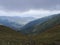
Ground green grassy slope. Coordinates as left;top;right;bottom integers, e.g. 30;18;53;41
0;25;29;45
32;25;60;45
0;25;27;40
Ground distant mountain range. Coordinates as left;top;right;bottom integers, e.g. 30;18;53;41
0;16;35;31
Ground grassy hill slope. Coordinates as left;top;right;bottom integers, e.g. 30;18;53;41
32;25;60;45
0;25;27;40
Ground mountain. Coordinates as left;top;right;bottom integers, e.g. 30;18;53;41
29;14;60;45
20;14;60;45
31;14;60;35
20;14;56;34
0;25;28;45
0;14;60;45
15;14;60;45
0;16;35;31
32;25;60;45
0;25;27;43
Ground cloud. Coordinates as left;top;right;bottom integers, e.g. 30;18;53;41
0;9;60;18
0;0;60;11
0;0;60;18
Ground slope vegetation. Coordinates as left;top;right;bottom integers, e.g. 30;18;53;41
0;25;27;40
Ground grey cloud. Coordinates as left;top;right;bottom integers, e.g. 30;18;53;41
0;0;60;11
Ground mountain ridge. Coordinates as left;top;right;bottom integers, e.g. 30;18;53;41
20;14;60;35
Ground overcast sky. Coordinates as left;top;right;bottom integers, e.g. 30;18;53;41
0;0;60;18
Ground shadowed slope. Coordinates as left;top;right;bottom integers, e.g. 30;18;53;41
0;25;27;40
